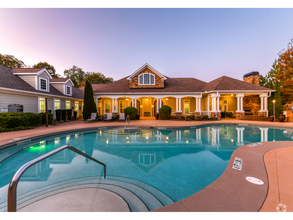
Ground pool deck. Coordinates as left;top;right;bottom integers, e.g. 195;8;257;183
1;119;293;212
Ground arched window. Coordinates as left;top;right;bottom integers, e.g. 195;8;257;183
138;73;155;85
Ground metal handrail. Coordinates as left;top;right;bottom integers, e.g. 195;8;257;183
7;144;106;212
124;115;130;129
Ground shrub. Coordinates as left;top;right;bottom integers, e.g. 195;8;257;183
171;115;177;119
73;111;77;119
159;105;172;120
39;112;53;124
112;114;119;121
178;115;185;120
185;115;195;121
203;115;209;120
195;116;202;121
124;107;138;120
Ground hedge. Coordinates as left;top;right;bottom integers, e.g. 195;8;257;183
0;112;53;132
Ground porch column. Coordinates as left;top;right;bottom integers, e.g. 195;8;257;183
198;98;201;112
195;98;199;112
157;98;160;113
134;98;137;108
216;95;220;112
176;98;182;113
132;98;134;107
259;94;268;116
211;94;216;112
236;94;244;112
111;98;118;113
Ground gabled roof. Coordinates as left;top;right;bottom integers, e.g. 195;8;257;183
127;63;167;81
12;67;53;79
50;78;74;87
202;76;274;92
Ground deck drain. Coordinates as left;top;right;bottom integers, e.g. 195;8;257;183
246;177;264;185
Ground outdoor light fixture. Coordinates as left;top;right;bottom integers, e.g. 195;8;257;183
140;105;143;108
166;98;168;100
126;98;128;100
151;105;154;108
231;94;233;96
146;97;148;100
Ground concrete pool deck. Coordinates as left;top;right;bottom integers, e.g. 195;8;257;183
1;119;293;212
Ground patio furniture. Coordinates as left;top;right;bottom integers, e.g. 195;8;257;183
104;113;113;121
119;113;125;121
85;113;97;123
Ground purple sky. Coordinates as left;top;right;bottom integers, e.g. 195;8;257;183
0;8;293;82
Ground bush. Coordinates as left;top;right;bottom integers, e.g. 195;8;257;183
83;80;97;120
73;111;77;119
170;115;177;119
178;115;185;120
39;112;53;124
159;105;172;120
195;116;202;121
124;107;138;120
203;115;209;120
185;115;195;121
112;114;119;121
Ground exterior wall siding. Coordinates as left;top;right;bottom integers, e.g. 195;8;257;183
51;84;64;94
0;91;38;113
18;76;36;89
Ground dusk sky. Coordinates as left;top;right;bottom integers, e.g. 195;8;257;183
1;6;293;82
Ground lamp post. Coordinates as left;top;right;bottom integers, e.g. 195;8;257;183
272;99;276;122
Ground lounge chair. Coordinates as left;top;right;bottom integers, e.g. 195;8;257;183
119;113;125;121
85;113;97;123
104;113;112;121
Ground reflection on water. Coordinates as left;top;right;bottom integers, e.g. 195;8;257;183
0;125;293;209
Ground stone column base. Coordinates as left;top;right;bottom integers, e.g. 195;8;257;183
258;112;267;117
211;112;221;119
195;112;201;116
176;112;182;117
236;112;245;120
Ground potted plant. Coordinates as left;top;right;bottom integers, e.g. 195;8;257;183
269;116;274;122
278;114;285;122
73;111;77;120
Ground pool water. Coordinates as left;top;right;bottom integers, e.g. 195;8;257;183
0;125;293;210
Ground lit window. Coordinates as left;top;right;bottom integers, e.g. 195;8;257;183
66;100;71;109
39;98;46;113
105;100;110;113
184;100;190;113
120;101;125;113
55;99;60;110
75;102;79;115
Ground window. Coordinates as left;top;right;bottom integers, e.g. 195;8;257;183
66;86;71;95
55;99;60;110
39;98;46;113
119;101;125;113
39;78;47;91
66;100;71;109
184;100;190;114
75;102;79;115
105;100;110;113
138;73;155;85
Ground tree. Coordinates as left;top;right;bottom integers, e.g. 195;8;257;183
275;39;293;103
261;61;283;116
80;72;114;87
83;80;97;120
0;53;25;68
64;65;85;87
33;62;58;78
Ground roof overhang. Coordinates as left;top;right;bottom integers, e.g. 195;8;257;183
50;79;74;86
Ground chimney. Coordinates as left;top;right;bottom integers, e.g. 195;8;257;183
243;71;259;86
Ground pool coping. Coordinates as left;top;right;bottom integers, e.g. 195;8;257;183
152;141;293;212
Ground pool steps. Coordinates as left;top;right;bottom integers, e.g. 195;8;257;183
0;176;174;212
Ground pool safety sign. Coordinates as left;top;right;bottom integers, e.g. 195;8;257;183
232;157;243;170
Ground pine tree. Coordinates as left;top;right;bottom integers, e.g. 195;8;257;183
83;80;97;120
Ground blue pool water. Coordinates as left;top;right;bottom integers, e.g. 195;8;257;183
0;124;293;210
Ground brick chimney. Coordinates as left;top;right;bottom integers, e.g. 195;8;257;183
243;71;259;86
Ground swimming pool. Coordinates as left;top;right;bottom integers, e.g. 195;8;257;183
0;124;293;211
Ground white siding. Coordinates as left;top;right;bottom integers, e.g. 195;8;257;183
0;92;38;113
18;76;36;89
51;84;64;94
61;99;66;109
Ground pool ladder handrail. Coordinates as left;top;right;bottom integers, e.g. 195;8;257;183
124;115;130;129
7;144;106;212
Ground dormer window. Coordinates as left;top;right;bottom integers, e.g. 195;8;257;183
139;73;155;85
39;78;48;91
66;85;71;95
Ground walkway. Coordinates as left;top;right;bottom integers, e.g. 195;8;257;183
1;119;293;212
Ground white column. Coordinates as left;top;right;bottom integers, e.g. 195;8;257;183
198;98;201;112
260;96;264;111
195;98;199;112
134;98;137;108
112;98;114;113
236;94;244;112
217;95;220;112
132;98;134;107
179;98;182;112
176;98;179;112
157;98;160;112
114;98;117;112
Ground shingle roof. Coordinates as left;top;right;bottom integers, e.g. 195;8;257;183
86;75;273;94
0;65;83;99
12;68;45;73
202;76;273;91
